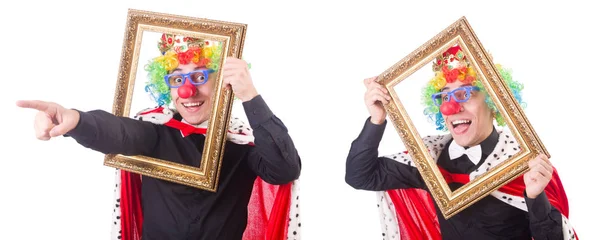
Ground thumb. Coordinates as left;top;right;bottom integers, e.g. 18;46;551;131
49;122;71;137
223;81;233;91
49;109;79;137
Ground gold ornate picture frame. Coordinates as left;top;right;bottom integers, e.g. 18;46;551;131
103;9;247;192
377;16;549;218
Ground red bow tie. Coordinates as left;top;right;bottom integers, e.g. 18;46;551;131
163;118;254;146
165;119;207;137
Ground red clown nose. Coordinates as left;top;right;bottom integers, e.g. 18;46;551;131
440;100;461;115
177;81;197;99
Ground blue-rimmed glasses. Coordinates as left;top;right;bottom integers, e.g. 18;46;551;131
431;86;480;106
164;69;215;88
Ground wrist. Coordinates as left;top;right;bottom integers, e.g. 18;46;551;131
240;90;259;102
526;191;540;199
68;109;81;132
370;116;385;125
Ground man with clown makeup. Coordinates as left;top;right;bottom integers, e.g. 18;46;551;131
17;34;302;240
345;45;577;239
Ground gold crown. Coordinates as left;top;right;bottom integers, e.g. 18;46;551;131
157;34;205;55
432;45;470;72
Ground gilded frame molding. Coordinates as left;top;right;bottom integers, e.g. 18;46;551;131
103;9;247;192
377;17;549;218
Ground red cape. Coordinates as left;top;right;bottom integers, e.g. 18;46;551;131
116;107;296;240
386;152;576;239
119;171;293;240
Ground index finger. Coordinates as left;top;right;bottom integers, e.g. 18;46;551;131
223;57;246;66
225;56;241;62
16;100;51;112
534;153;550;164
538;154;553;169
363;76;377;87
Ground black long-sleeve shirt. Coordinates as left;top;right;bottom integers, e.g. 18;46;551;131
346;118;564;240
67;95;301;240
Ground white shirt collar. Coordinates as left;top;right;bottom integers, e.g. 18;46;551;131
181;119;209;128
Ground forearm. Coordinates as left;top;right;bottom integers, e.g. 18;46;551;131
345;118;424;191
525;191;564;239
66;110;159;156
244;95;301;184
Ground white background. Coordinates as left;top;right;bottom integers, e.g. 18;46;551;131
2;0;597;239
130;31;168;116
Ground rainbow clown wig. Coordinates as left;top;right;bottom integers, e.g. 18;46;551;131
421;45;526;131
144;33;223;106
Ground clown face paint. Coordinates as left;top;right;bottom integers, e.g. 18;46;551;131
440;81;494;147
169;63;217;125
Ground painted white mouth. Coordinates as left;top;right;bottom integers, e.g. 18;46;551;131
182;102;203;107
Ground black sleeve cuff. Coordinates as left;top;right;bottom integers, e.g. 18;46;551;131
242;95;274;128
525;190;552;222
64;110;97;142
356;117;387;148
